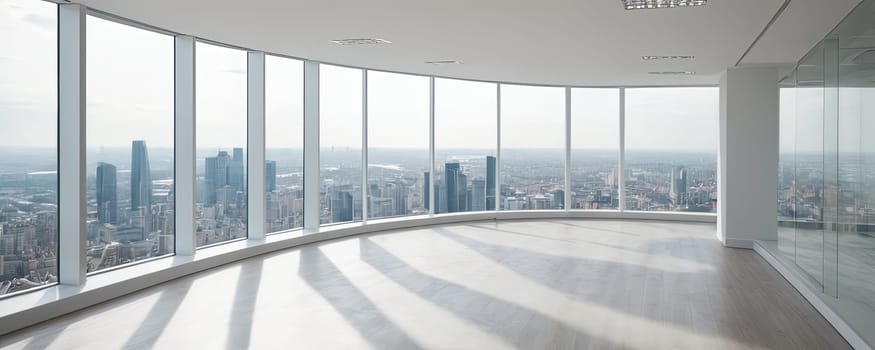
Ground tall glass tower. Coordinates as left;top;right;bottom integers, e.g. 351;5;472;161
130;140;152;212
96;162;118;225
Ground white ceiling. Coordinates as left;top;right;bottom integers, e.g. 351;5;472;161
74;0;861;86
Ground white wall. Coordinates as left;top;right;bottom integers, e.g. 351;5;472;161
718;66;780;248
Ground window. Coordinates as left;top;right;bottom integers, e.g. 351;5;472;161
624;87;718;212
366;71;429;219
265;55;304;233
195;42;247;246
0;0;58;295
85;16;175;272
500;85;565;210
571;88;620;210
434;78;497;213
319;65;362;224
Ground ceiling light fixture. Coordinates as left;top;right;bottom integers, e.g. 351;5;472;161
648;71;696;75
622;0;706;10
330;38;392;46
642;55;695;60
425;60;463;65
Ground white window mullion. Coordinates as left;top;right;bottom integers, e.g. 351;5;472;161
247;51;266;239
58;3;87;285
174;36;197;255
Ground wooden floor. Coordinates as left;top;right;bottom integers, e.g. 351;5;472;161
0;220;851;350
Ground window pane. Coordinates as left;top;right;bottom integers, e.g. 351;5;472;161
434;78;496;213
195;42;247;246
624;87;718;212
265;56;304;233
320;65;362;224
0;0;58;295
500;85;565;210
86;16;175;271
367;71;429;219
571;88;619;210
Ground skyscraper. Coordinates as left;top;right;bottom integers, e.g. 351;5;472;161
130;140;152;212
96;162;118;225
471;178;486;211
486;156;496;210
229;147;245;192
205;151;232;205
331;187;354;222
445;162;461;213
424;172;430;211
266;160;277;192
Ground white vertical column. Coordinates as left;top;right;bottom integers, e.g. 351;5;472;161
247;51;266;239
618;88;626;212
564;87;572;211
303;61;320;231
362;70;369;223
718;67;779;248
58;3;87;285
496;84;502;211
428;77;435;215
174;36;197;255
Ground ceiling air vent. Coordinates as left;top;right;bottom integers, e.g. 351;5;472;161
622;0;706;10
425;60;463;65
330;38;392;46
642;55;695;61
648;71;696;75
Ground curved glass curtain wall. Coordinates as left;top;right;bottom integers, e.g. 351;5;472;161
319;64;363;224
0;0;58;296
86;15;175;272
624;88;719;212
366;71;429;219
195;42;248;247
774;0;875;345
571;89;620;209
0;0;720;301
265;55;304;233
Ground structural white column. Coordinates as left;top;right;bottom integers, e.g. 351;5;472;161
495;84;502;211
618;88;626;212
564;87;572;211
303;61;320;231
247;51;266;239
58;3;87;285
428;77;435;215
362;70;369;223
718;66;779;248
174;36;197;255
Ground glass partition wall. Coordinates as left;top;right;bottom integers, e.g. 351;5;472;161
0;1;721;303
773;0;875;345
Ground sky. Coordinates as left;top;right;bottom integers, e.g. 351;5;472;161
2;0;726;153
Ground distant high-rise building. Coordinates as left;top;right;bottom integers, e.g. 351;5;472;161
554;189;565;209
266;160;277;192
229;147;245;192
445;163;462;213
424;172;430;210
96;162;118;225
331;187;354;222
486;156;496;210
458;172;468;212
130;140;152;212
205;151;232;205
471;179;486;211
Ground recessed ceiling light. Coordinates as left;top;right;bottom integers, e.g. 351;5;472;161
425;60;463;65
648;71;696;75
642;55;695;60
330;38;392;46
622;0;706;10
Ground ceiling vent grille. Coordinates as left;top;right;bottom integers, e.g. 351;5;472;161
642;55;695;61
622;0;706;10
330;38;392;46
648;71;696;75
425;60;463;65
